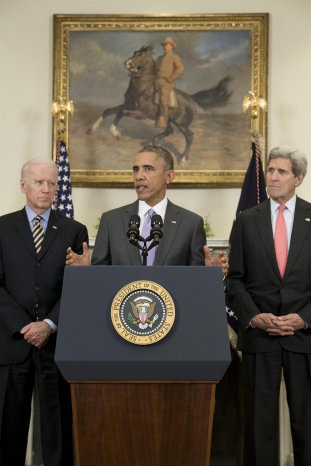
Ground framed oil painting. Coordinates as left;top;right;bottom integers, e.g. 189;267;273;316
53;14;268;187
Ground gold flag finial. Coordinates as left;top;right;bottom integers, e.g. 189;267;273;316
243;91;267;131
51;96;74;122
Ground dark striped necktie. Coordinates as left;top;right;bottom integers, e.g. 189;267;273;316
32;215;44;254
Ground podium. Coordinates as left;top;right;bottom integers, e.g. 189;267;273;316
55;266;231;466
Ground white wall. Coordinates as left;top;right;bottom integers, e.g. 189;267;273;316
1;0;311;238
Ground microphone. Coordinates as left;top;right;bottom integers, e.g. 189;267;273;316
127;215;140;245
150;214;163;245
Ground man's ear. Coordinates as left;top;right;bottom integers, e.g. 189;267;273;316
166;169;176;185
20;179;26;193
295;174;304;187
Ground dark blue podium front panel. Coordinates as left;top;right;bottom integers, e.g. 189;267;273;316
55;266;231;381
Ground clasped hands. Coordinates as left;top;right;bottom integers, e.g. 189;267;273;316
251;313;306;336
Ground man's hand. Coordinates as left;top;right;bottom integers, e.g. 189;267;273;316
21;322;52;349
66;242;90;266
251;313;305;336
272;314;306;332
204;245;228;276
251;313;280;331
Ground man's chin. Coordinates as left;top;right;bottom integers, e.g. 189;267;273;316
136;191;148;201
37;202;52;210
267;187;280;196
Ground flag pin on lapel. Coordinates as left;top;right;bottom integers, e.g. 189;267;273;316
171;220;177;224
52;225;58;229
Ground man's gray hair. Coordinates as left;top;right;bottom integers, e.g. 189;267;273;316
21;159;58;180
268;146;307;177
138;145;174;170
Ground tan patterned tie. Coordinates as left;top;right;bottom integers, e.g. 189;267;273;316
274;205;287;277
32;215;44;254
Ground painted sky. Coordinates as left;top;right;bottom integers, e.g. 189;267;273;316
69;30;251;113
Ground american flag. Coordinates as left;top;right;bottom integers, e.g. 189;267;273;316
53;130;74;218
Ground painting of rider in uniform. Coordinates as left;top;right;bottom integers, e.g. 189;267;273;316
155;37;185;128
68;29;253;172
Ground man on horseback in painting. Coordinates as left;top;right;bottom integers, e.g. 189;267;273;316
156;37;184;128
88;42;231;161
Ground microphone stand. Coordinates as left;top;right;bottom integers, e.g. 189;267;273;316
140;236;159;266
127;214;163;266
132;235;158;266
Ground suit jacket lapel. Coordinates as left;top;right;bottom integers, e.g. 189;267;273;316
154;201;180;265
123;201;142;265
15;208;37;259
14;209;63;261
284;197;311;278
37;210;60;260
255;199;281;277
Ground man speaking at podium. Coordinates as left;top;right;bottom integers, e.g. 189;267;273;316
67;144;226;270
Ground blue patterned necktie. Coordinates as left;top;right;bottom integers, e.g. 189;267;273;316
140;208;155;266
32;215;44;254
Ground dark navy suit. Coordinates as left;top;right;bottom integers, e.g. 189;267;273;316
228;197;311;466
0;208;88;466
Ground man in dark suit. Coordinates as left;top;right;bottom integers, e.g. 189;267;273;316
227;146;311;466
67;144;225;269
0;159;88;466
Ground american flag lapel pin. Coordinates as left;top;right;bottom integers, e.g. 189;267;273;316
305;218;311;222
171;220;177;224
52;225;58;229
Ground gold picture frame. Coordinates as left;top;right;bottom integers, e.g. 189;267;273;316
53;14;268;188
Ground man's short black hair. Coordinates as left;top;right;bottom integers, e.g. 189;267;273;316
138;145;174;170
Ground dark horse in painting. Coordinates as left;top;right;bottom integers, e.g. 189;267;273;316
88;45;232;161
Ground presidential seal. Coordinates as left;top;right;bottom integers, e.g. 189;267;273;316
111;280;175;345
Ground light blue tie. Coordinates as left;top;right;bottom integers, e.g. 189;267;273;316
140;209;155;266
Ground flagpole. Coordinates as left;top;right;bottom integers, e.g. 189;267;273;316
226;92;268;344
51;98;75;218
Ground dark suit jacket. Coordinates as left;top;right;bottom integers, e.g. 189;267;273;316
227;197;311;353
91;200;206;266
0;208;88;365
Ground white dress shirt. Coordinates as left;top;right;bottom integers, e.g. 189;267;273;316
138;197;168;236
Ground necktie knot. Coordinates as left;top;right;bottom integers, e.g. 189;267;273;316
279;204;286;214
34;215;42;224
147;208;155;219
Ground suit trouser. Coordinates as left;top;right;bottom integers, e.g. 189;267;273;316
0;347;73;466
242;350;311;466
